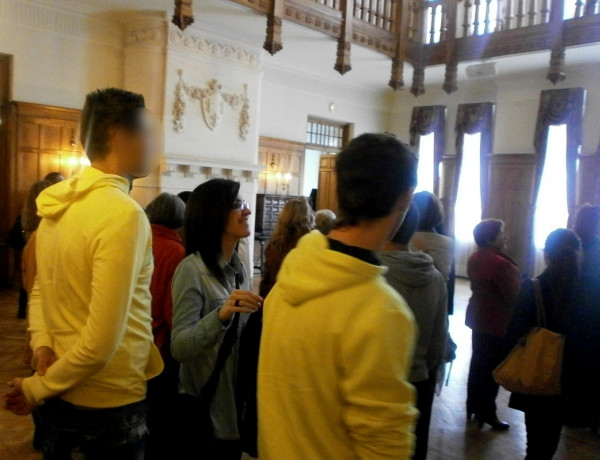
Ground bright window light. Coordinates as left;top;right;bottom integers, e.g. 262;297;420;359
455;132;482;242
534;124;569;248
415;132;435;193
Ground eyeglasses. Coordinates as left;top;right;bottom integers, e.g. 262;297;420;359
232;199;250;211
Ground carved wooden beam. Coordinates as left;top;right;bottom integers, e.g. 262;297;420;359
546;0;566;84
335;0;354;75
172;0;194;31
388;0;411;90
442;0;458;94
264;0;284;55
410;64;425;96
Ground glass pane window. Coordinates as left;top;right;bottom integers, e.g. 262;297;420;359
455;132;482;242
415;132;435;193
306;118;348;149
534;124;569;248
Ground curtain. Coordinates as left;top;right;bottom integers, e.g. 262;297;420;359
526;87;585;274
409;105;446;196
452;102;495;231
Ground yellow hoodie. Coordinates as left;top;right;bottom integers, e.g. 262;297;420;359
258;231;417;460
22;167;163;408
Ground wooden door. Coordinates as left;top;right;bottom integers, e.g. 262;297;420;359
317;154;338;212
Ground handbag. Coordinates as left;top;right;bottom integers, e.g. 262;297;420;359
493;279;565;396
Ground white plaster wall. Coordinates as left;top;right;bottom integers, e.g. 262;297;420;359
0;1;123;108
259;63;392;143
387;62;600;156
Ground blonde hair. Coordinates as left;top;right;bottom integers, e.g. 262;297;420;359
270;197;315;252
21;180;52;235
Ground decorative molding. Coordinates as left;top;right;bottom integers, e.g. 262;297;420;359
0;0;122;48
163;156;263;183
172;69;250;141
168;30;261;67
124;24;167;46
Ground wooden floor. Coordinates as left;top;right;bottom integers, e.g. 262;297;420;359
0;281;599;459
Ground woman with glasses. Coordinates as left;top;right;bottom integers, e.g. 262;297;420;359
171;179;263;459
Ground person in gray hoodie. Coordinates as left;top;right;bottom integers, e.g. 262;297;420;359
382;203;448;460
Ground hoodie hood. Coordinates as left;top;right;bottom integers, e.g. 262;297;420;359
276;231;386;307
36;167;130;220
380;250;439;288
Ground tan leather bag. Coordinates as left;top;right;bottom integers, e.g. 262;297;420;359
493;279;565;396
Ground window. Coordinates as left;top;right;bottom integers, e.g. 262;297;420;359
415;132;435;193
306;118;349;150
534;124;569;248
454;132;482;242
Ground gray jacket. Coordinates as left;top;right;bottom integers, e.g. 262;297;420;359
171;251;249;440
381;250;448;383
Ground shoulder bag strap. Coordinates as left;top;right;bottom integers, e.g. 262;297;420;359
200;275;242;407
532;279;547;328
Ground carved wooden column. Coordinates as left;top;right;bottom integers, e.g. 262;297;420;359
410;64;426;96
442;0;458;94
546;0;566;84
388;0;411;90
264;0;284;55
335;0;354;74
123;12;169;205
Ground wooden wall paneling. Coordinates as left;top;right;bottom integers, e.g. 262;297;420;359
577;153;600;206
317;154;338;212
488;154;536;271
1;101;82;286
258;136;306;196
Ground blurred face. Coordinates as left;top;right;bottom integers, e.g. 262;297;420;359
489;228;508;251
113;109;163;179
225;197;252;240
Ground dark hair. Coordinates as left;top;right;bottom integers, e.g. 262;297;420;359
543;228;581;324
473;219;504;247
177;191;192;204
391;203;420;246
573;204;600;244
184;179;241;285
80;88;146;161
335;133;417;226
43;172;64;184
146;193;185;229
22;180;52;234
413;191;444;232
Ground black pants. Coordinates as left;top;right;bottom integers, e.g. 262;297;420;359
412;378;435;460
467;332;509;420
145;359;180;460
174;394;242;460
524;408;563;460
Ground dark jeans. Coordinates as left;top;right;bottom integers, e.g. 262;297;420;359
412;378;435;460
524;408;563;460
36;398;148;460
467;332;509;420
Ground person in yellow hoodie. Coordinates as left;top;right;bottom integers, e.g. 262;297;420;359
4;88;163;459
258;133;419;459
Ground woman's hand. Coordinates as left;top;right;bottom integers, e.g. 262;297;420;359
218;290;263;324
32;346;57;376
4;378;34;416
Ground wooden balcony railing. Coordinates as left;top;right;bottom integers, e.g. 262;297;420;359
216;0;600;93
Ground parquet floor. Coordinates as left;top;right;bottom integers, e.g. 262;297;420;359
0;281;598;459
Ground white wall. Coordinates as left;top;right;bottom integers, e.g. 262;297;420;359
0;1;123;108
260;62;392;143
387;62;600;156
302;149;321;196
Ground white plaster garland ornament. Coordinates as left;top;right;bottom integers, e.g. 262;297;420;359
172;69;250;141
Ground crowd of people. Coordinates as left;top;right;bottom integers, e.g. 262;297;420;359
3;87;600;460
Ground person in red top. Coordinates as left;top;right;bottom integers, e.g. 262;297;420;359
465;219;521;431
144;192;186;460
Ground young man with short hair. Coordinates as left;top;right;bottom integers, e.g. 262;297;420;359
382;203;448;460
258;133;419;459
5;88;163;459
